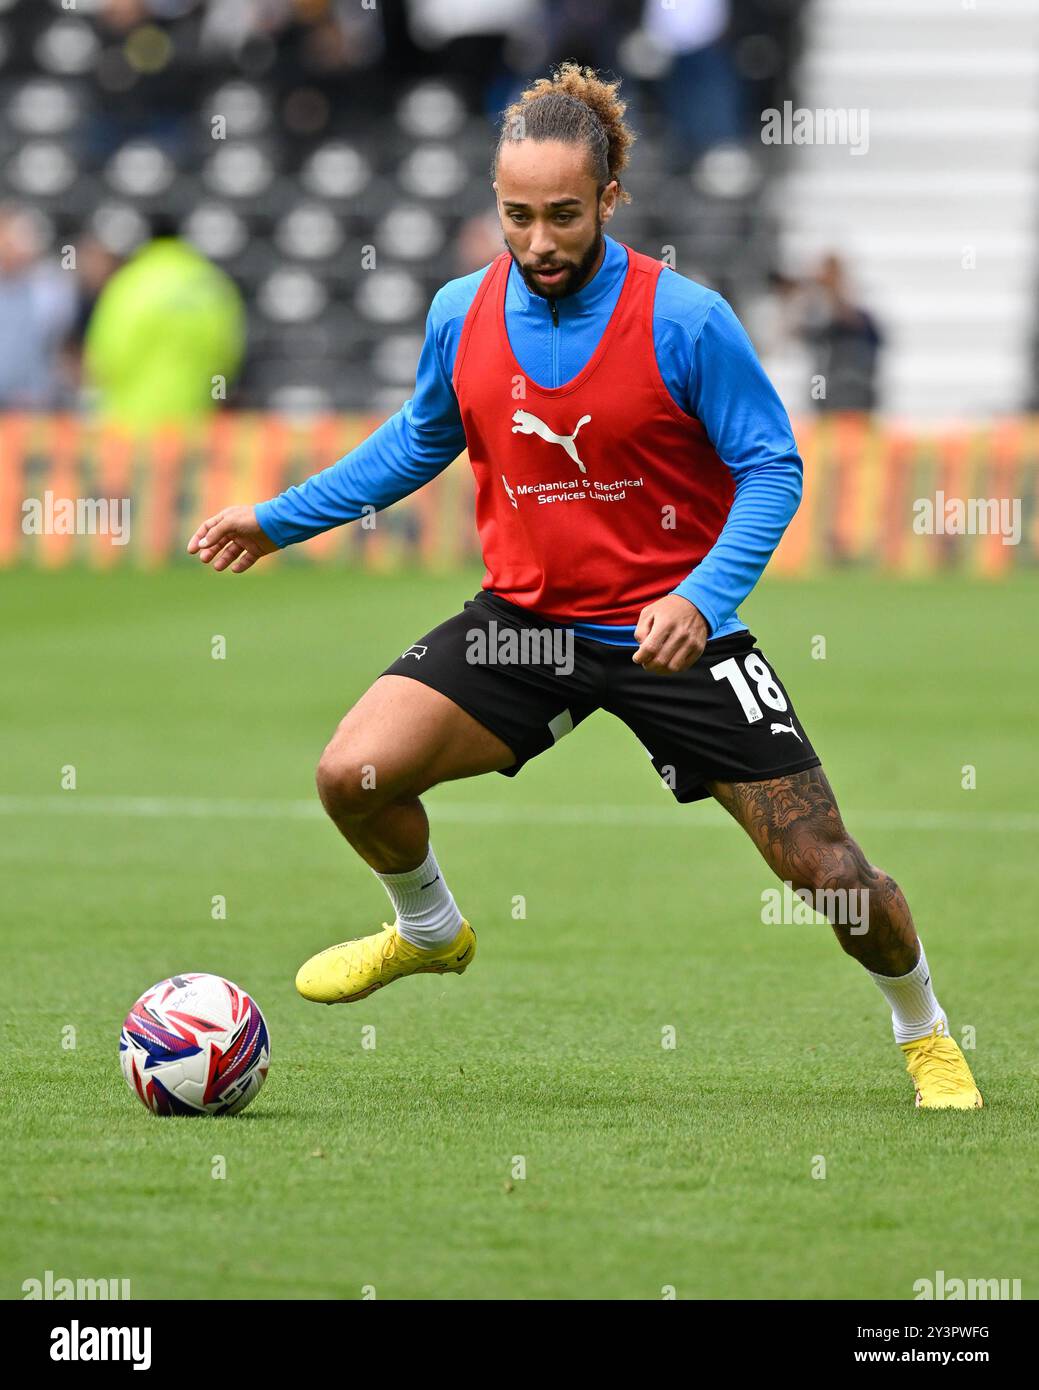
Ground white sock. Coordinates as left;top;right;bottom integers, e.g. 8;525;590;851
867;940;947;1044
374;847;463;949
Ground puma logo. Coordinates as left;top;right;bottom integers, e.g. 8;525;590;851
511;409;592;473
770;720;803;743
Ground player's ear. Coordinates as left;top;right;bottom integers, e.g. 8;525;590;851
599;180;619;223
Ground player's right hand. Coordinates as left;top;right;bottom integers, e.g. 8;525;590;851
187;505;279;573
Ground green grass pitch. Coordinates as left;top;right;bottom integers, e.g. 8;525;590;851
2;564;1036;1300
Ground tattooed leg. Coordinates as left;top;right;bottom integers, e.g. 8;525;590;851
706;767;919;975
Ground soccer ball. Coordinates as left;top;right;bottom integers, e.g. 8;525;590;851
120;973;270;1116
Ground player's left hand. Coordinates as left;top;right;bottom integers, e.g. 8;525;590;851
632;595;709;675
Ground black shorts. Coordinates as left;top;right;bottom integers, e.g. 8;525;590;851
381;591;820;803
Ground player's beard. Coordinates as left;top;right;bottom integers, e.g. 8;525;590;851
512;219;604;301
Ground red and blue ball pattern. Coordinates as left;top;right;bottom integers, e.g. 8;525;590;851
120;973;270;1116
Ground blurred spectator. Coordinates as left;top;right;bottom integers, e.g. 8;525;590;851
83;220;246;428
87;0;197;162
799;254;884;414
743;269;815;415
71;236;123;344
0;204;78;409
405;0;544;114
455;211;504;275
643;0;746;164
198;0;385;75
60;234;123;395
728;0;808;134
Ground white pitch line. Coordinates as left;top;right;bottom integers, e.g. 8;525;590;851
0;795;1035;832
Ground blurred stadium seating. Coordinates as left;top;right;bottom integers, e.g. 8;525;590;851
0;0;805;415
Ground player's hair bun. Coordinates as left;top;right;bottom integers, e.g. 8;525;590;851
496;62;635;204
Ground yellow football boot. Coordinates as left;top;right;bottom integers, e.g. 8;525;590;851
901;1021;983;1109
295;919;476;1004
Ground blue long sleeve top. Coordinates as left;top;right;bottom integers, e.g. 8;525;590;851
255;234;803;643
